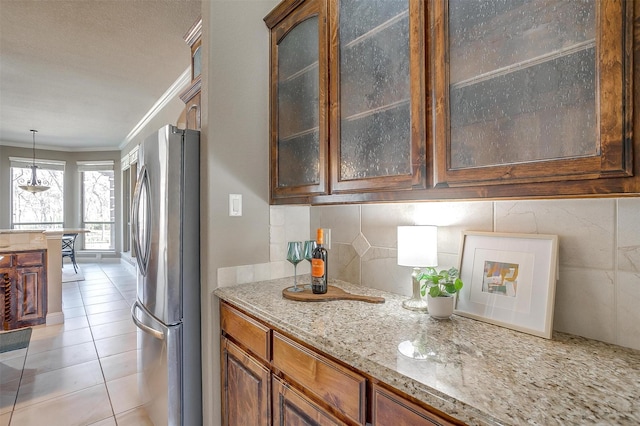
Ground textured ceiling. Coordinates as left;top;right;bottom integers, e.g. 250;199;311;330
0;0;201;151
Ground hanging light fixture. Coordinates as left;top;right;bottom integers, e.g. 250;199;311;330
18;130;50;193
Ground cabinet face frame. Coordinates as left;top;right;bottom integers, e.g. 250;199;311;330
329;0;428;194
431;0;633;188
267;0;330;202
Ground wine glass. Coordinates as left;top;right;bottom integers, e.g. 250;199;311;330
286;241;303;292
303;240;317;289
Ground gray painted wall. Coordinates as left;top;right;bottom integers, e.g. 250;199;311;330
201;1;276;424
0;146;121;254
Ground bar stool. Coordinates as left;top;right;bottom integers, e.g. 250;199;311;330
62;233;78;273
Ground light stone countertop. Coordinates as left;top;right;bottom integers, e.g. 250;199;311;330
215;277;640;426
0;229;48;251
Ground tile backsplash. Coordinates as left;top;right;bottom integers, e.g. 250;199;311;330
218;198;640;351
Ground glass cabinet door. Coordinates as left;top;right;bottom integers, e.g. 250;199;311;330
432;0;631;187
329;0;426;193
267;0;328;201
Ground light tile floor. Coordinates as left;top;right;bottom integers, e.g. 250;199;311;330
0;262;153;426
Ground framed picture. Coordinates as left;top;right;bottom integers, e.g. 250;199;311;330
455;231;559;339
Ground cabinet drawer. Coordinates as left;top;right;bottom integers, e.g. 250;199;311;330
15;251;44;267
220;302;270;362
0;255;12;268
272;332;366;425
371;384;460;426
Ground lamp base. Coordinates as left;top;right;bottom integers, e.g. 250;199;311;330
402;297;429;312
401;267;428;312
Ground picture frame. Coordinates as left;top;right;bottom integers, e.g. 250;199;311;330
455;231;559;339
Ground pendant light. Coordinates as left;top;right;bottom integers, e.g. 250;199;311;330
18;130;50;193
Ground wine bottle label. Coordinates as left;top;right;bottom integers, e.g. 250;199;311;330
311;258;325;277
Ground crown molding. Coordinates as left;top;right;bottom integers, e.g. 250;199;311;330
120;67;191;150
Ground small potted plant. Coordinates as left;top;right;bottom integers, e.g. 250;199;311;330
419;267;464;319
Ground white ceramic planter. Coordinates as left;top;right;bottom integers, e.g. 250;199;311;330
427;294;455;319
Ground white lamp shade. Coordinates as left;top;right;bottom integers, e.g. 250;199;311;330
397;225;437;267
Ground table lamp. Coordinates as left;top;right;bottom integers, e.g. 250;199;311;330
397;225;437;311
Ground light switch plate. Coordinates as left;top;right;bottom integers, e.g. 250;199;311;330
229;194;242;216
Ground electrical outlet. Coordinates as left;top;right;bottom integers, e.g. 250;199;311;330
323;228;331;249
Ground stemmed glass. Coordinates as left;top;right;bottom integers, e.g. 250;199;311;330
286;241;303;292
303;240;317;289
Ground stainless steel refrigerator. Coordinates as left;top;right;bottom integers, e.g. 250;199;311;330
130;124;201;426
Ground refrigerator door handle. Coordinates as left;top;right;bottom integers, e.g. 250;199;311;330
132;166;151;276
131;301;165;341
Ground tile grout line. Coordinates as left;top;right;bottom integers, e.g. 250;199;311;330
78;267;119;425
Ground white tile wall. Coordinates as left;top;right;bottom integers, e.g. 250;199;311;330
217;198;640;351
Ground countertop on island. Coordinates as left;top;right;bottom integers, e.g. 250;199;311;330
0;229;48;251
215;277;640;426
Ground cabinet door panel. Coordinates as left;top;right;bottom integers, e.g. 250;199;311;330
330;0;426;192
268;0;329;200
433;0;632;187
221;338;270;426
273;376;346;426
15;266;46;327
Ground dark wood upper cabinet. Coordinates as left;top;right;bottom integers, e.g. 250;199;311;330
179;17;202;131
329;0;427;194
266;0;329;202
266;0;639;204
432;0;633;188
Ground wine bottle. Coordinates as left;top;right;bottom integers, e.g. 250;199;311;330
311;228;328;294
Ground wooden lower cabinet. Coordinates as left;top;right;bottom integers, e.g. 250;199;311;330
371;384;458;426
220;301;465;426
0;250;47;330
221;337;270;426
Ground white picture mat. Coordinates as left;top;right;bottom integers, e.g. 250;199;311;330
455;231;558;338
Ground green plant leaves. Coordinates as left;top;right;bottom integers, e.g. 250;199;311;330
419;267;464;297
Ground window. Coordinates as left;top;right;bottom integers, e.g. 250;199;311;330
10;157;65;229
79;161;115;250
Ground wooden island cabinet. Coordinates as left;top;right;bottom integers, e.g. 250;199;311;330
266;0;640;204
220;301;461;426
0;250;47;330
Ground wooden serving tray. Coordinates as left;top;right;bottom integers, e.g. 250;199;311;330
282;285;385;304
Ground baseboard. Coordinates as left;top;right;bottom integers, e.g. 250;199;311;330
46;311;64;325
